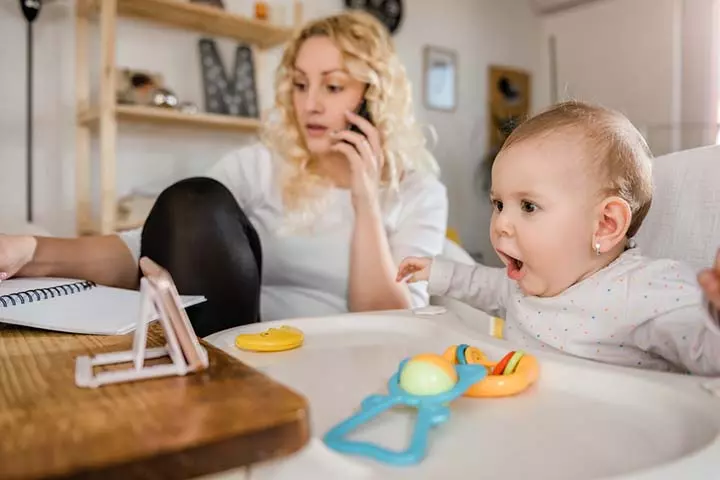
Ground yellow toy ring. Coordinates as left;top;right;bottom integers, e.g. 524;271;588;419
442;346;539;398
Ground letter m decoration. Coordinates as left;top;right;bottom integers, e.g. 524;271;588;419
198;38;259;118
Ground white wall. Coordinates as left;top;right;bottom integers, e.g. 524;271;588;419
680;0;718;148
410;0;547;263
542;0;719;155
543;0;681;154
0;0;545;262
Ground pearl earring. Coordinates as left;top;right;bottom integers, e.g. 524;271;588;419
594;241;601;256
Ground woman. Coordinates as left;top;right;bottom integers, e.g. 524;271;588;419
0;11;448;337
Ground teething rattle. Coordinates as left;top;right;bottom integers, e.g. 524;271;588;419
235;325;304;352
443;344;539;397
323;353;488;466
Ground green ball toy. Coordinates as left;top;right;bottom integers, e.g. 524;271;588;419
399;354;458;396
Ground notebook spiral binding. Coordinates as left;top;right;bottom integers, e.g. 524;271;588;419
0;280;97;308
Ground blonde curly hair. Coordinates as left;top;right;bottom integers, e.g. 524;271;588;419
261;10;439;228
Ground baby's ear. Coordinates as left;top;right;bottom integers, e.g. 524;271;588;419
594;196;632;253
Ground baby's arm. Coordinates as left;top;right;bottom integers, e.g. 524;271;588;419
426;258;511;318
629;260;720;376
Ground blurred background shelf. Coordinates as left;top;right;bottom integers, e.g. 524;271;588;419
75;0;302;235
87;0;296;48
79;105;262;132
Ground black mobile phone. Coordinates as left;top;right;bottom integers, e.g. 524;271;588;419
349;98;373;136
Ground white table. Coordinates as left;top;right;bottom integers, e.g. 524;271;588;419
200;307;720;480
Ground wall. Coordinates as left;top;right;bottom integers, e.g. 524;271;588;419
0;0;545;263
542;0;681;154
541;0;719;155
680;0;718;148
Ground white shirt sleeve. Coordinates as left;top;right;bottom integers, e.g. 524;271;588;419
204;142;272;211
427;258;511;319
116;142;271;264
628;259;720;376
388;172;449;307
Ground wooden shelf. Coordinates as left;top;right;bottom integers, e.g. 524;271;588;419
86;0;295;49
79;104;262;131
115;216;145;232
75;0;301;235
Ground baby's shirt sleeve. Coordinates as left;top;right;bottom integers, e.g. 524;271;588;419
428;259;511;319
628;259;720;376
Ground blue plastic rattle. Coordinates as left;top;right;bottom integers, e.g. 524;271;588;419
323;352;488;466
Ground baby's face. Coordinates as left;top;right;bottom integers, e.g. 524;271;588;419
489;133;600;297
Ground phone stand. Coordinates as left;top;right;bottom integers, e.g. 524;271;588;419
75;276;209;388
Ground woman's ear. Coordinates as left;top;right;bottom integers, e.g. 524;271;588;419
594;196;632;254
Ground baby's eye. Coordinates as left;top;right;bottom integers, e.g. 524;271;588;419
521;200;538;213
492;199;503;212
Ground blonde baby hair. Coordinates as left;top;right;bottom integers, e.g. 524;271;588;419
499;100;654;238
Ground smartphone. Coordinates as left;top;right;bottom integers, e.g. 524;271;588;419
139;256;208;372
349;98;373;137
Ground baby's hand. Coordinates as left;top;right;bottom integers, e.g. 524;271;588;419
396;256;433;283
699;248;720;313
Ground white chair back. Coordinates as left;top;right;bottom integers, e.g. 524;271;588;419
635;144;720;270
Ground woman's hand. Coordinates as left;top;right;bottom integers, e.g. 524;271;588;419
330;110;384;210
0;235;37;281
396;256;433;283
699;248;720;313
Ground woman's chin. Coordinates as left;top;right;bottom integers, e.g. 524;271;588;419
304;137;332;155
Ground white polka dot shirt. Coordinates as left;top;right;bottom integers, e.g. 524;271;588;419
428;248;720;376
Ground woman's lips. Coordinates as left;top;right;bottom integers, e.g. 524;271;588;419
306;123;328;137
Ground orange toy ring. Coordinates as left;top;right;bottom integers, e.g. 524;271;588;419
442;346;539;398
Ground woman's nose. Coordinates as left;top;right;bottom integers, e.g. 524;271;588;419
304;87;323;113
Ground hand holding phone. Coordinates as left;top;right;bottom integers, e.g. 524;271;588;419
330;93;385;206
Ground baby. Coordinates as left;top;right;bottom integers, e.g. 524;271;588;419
399;101;720;376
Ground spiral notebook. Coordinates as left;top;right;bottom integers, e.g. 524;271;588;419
0;277;205;335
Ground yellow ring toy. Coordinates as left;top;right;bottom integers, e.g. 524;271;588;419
442;345;539;398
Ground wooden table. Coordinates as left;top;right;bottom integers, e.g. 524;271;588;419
0;323;310;480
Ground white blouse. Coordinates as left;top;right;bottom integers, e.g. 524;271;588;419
119;142;449;322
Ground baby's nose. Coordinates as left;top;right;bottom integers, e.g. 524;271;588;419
493;213;514;237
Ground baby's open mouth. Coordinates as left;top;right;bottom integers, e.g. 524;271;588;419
498;250;525;280
506;254;523;270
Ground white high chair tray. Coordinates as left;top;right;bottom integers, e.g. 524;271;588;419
204;310;720;480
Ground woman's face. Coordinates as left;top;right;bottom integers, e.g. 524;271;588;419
292;36;366;156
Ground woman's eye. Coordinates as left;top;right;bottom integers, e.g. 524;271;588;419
492;200;503;212
521;200;538;213
292;81;306;91
327;84;344;93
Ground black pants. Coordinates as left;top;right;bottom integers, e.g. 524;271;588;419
140;177;262;337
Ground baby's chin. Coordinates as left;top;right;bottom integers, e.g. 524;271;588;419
516;277;565;298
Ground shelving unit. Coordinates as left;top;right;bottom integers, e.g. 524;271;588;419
79;104;263;132
75;0;300;235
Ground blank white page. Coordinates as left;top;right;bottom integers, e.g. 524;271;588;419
0;277;205;335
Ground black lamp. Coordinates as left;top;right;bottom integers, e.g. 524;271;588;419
18;0;42;223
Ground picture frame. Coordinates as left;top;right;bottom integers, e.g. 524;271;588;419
422;45;458;112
